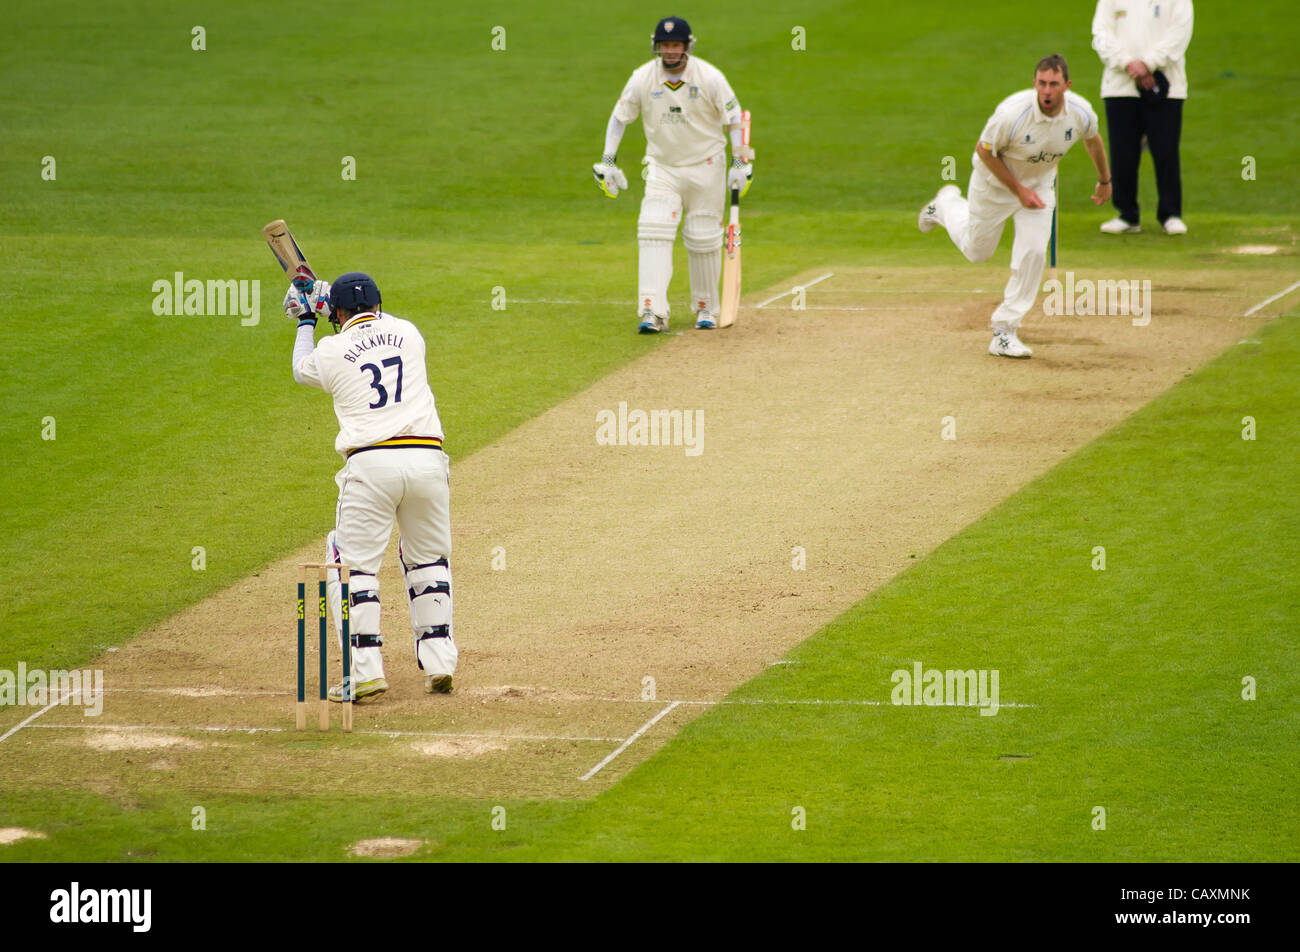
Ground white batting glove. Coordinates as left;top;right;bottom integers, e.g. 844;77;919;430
283;279;332;324
727;159;753;198
593;155;629;198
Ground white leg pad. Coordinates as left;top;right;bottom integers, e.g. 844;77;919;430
400;551;457;677
637;240;673;318
683;212;722;316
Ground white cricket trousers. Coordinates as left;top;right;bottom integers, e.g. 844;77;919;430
935;172;1054;329
331;447;456;683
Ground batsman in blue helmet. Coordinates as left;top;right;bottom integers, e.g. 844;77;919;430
283;269;459;702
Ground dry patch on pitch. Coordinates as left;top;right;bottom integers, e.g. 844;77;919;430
411;739;507;758
2;264;1291;800
0;827;47;846
348;837;425;859
85;731;205;752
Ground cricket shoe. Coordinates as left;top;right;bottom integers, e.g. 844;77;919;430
1099;217;1140;234
695;310;717;330
1162;217;1187;235
638;312;667;334
328;677;388;702
989;329;1032;358
918;185;959;233
424;674;453;694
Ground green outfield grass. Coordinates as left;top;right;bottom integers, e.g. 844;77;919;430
1;0;1297;861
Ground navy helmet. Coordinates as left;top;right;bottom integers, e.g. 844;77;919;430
652;16;694;64
329;271;381;323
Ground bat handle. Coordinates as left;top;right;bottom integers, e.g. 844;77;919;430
730;187;740;207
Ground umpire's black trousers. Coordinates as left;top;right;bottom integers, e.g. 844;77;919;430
1103;97;1184;226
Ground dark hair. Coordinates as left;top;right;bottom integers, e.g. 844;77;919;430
1035;54;1069;82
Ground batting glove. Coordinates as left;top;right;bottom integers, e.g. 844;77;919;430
283;279;332;325
592;155;629;198
727;159;753;198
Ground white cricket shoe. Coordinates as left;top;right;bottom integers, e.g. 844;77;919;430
989;328;1032;358
695;310;717;330
638;312;666;334
1100;217;1140;234
1162;217;1188;235
918;185;959;233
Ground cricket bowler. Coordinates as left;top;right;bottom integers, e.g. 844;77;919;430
919;54;1113;358
592;15;754;333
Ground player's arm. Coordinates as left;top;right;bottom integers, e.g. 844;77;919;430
1083;132;1113;206
975;140;1044;208
593;77;640;198
715;74;753;196
285;281;330;388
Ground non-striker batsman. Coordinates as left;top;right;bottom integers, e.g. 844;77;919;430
593;15;754;333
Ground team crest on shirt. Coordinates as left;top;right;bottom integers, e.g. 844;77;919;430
1065;129;1072;140
689;85;699;98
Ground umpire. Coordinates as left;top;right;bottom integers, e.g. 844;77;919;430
1091;0;1194;235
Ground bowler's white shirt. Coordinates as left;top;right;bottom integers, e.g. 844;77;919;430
612;56;742;166
295;311;444;457
974;89;1100;192
1092;0;1193;99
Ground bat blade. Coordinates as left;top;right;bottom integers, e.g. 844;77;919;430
718;190;741;328
263;219;316;291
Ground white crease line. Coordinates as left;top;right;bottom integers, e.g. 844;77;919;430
1244;279;1300;317
580;701;681;782
756;272;834;308
807;288;997;294
81;685;1035;708
24;723;624;743
758;305;933;311
0;688;77;745
669;699;1036;708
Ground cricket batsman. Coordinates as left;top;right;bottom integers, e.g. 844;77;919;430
593;15;753;333
918;54;1112;358
286;272;458;700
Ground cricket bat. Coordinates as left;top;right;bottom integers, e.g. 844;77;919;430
718;110;751;329
263;219;318;316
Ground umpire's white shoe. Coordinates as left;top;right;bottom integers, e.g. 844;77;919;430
918;185;959;233
1100;217;1140;234
1162;217;1188;235
989;328;1032;358
638;312;666;334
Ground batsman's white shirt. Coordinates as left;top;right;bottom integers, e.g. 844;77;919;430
613;56;742;166
974;89;1100;194
294;311;444;458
